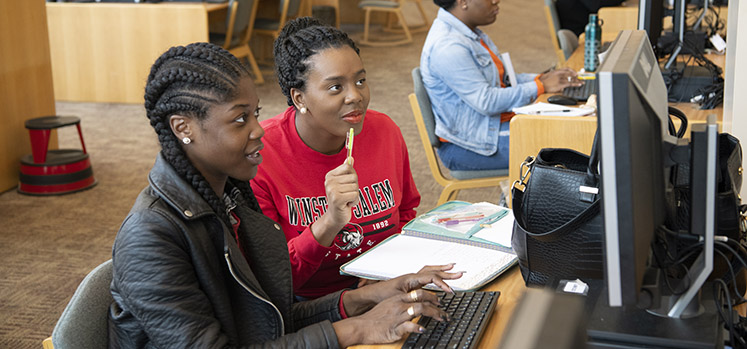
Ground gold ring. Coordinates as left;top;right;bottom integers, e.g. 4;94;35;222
407;306;415;317
409;290;418;302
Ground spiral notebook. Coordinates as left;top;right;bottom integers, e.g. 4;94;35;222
340;201;517;291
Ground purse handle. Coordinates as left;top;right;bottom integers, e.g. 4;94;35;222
511;130;601;242
512;184;600;242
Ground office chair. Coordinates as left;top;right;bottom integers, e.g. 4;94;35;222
358;0;413;46
557;29;579;61
543;0;567;65
410;67;509;206
210;0;264;84
43;259;113;349
253;0;302;64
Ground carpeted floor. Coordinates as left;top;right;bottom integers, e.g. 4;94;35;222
0;1;555;347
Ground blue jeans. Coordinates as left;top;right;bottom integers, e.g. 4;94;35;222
437;121;510;171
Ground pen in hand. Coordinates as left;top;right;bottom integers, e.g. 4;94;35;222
345;128;354;165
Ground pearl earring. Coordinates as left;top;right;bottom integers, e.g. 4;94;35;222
300;107;307;114
462;5;468;9
182;137;191;145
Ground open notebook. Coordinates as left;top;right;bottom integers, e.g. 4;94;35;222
340;201;517;291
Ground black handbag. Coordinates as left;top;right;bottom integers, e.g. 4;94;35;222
668;132;744;237
510;135;604;287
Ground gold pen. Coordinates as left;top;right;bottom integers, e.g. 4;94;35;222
346;128;354;165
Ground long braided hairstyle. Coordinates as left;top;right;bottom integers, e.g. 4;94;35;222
144;42;260;227
273;16;360;107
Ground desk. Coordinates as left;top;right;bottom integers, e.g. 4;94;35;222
507;37;724;188
350;267;526;349
46;2;228;104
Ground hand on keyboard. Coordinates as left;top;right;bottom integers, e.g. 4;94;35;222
331;264;465;347
402;291;501;349
333;289;452;346
539;67;584;93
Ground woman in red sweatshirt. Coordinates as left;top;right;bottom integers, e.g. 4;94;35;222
250;17;422;299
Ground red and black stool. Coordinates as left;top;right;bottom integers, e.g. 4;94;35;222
18;116;97;195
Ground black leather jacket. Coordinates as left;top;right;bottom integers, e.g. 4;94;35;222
109;153;343;348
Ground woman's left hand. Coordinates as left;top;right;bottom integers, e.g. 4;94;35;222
342;263;463;317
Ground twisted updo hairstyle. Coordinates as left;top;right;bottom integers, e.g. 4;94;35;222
273;16;360;106
144;42;259;226
433;0;457;9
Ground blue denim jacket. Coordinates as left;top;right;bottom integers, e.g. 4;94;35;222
420;8;540;156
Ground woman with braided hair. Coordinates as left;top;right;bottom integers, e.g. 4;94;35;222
250;17;423;300
109;42;461;348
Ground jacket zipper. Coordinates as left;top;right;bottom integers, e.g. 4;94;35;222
224;252;285;337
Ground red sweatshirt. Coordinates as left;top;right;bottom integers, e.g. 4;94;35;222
251;107;421;298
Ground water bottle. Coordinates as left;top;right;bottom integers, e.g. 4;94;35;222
584;14;602;72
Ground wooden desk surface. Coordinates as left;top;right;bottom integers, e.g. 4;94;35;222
350;267;526;349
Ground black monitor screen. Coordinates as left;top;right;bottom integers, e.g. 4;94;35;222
637;0;665;53
597;30;678;307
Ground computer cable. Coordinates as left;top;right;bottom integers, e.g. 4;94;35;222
702;5;726;40
713;279;739;348
668;106;688;138
655;228;747;299
661;38;724;108
652;227;700;294
714;276;747;349
711;241;747;349
712;244;747;304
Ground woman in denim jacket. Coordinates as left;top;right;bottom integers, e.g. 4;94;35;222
420;0;582;171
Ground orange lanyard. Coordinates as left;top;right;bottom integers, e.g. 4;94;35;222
480;39;506;88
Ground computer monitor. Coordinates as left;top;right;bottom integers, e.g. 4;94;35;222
597;29;676;308
637;0;665;55
588;29;721;347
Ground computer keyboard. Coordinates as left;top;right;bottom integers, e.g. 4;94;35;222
562;81;598;101
402;291;500;349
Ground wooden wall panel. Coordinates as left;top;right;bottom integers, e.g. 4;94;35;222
0;0;56;192
46;3;215;103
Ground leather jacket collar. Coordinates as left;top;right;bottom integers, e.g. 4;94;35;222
148;152;217;221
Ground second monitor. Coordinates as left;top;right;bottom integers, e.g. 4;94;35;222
588;29;722;348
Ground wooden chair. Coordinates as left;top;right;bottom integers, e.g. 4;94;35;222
383;0;430;34
543;0;567;65
358;0;413;46
210;0;264;84
42;260;114;349
253;0;303;63
410;67;509;205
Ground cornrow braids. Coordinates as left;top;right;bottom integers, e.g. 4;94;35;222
273;16;360;106
143;42;260;227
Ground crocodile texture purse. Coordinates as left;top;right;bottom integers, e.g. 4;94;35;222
510;136;604;287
